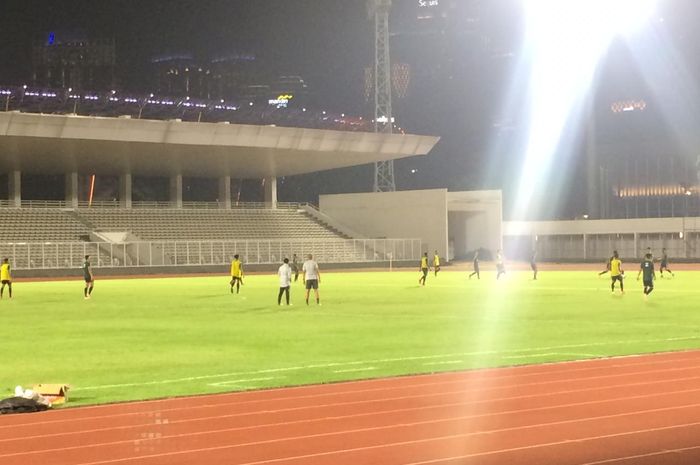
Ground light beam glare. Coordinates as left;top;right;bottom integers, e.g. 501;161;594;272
512;0;657;219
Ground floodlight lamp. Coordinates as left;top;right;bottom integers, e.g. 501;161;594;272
606;0;658;36
523;0;657;39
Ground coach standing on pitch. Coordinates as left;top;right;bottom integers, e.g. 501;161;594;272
302;254;321;306
278;258;292;306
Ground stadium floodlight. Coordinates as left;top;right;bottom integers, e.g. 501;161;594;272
510;0;657;219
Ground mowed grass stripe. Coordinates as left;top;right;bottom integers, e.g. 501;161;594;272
1;270;698;406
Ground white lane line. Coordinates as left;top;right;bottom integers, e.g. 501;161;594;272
207;377;279;388
333;367;378;374
579;445;700;465
241;420;700;465
6;358;700;430
71;336;700;392
5;379;700;450
34;403;700;465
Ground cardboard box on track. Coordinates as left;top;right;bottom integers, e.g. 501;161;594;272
32;384;69;405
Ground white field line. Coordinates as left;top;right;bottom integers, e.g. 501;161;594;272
500;352;599;360
71;336;700;392
206;377;279;388
422;360;463;366
332;367;378;374
32;402;700;465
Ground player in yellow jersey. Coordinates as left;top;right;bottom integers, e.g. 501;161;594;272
229;254;244;294
418;252;430;286
610;250;624;294
433;251;441;277
0;258;12;299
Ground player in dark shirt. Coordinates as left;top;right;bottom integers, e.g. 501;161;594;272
659;248;674;278
530;250;538;280
82;255;94;299
598;255;613;276
291;254;300;282
637;252;655;300
418;252;430;286
468;250;480;280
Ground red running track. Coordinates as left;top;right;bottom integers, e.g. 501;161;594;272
3;350;700;465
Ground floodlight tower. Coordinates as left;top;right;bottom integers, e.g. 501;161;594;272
368;0;396;192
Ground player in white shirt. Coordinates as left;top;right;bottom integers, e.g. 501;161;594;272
496;249;506;280
302;254;321;305
277;258;292;306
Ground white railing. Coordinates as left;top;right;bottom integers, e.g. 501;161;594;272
0;200;304;210
0;238;423;270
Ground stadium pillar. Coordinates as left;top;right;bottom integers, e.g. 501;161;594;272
8;170;21;207
169;174;183;209
264;176;277;209
585;99;600;219
218;176;231;209
65;171;79;208
119;173;132;209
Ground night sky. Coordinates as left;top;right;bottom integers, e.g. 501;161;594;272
2;0;700;218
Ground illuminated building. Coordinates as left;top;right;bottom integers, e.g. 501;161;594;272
32;31;116;90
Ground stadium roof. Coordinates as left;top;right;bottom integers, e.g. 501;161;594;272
0;112;439;178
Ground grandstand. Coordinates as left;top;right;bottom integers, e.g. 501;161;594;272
0;108;438;272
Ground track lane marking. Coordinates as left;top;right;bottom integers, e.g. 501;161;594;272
579;445;700;464
34;405;700;465
7;375;700;444
6;358;700;430
5;386;700;458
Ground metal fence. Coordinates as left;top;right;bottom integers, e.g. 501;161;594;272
504;232;700;261
0;238;423;270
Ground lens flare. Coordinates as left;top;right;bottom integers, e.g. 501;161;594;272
511;0;657;219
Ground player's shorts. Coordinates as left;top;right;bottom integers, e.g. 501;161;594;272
421;268;428;277
84;276;93;283
643;279;653;288
1;279;10;285
231;276;242;282
530;262;537;271
305;279;319;290
660;261;668;268
611;275;623;284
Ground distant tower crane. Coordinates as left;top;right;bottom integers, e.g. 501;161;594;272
368;0;396;192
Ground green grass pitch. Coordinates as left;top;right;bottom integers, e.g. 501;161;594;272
2;270;699;407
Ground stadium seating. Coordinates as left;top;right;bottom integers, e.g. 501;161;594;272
75;208;346;241
0;206;389;268
0;208;90;242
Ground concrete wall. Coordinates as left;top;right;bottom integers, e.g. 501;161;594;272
320;189;448;259
448;190;503;255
